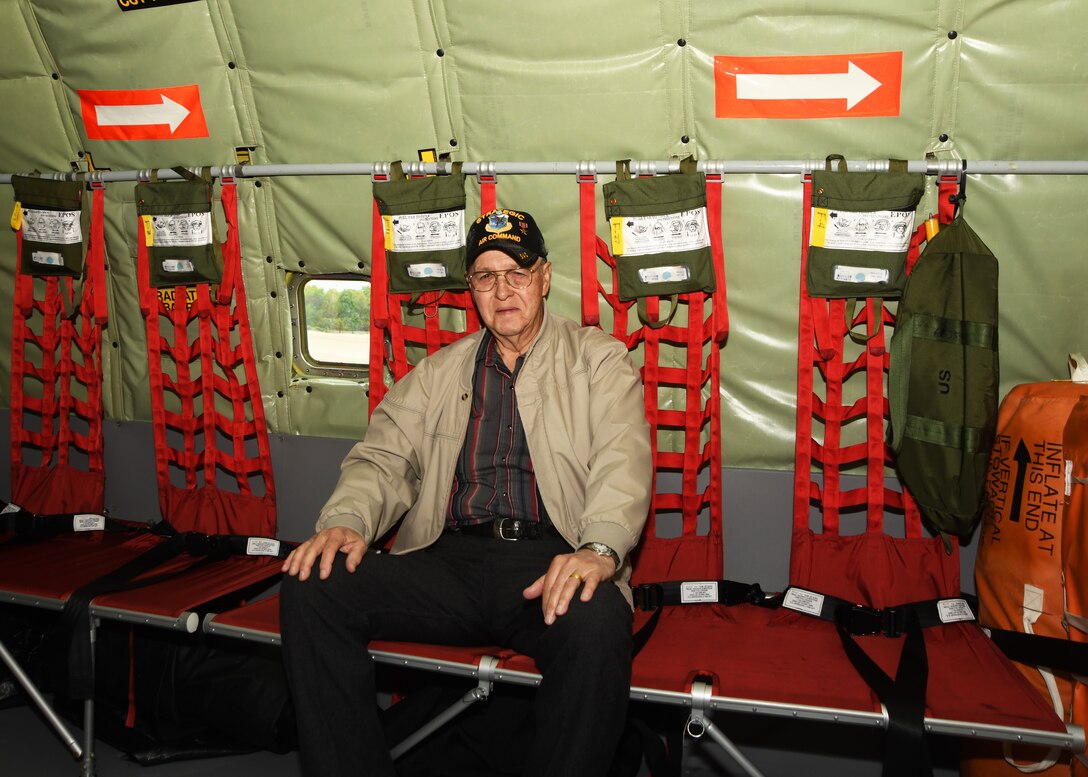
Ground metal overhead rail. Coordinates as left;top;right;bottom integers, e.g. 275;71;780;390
3;159;1088;184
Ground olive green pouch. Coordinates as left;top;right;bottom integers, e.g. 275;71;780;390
603;160;716;306
135;167;222;288
373;162;467;294
12;175;89;278
806;156;925;299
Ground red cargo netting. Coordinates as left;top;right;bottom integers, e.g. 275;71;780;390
9;183;108;514
579;172;728;585
135;179;276;536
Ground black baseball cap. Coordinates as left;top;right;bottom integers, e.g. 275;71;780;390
465;208;548;269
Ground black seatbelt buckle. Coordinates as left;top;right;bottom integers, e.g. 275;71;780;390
839;604;904;638
633;584;661;611
840;604;884;636
881;608;902;638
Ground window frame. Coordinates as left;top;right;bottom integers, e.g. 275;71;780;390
288;273;372;380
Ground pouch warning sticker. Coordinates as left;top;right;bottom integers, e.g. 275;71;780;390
809;207;913;253
149;212;213;247
383;210;465;253
21;208;82;245
609;207;710;257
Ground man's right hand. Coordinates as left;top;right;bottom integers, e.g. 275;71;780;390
282;526;368;581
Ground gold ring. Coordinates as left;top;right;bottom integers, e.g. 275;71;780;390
569;572;583;581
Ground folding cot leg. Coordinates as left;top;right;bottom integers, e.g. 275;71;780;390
388;655;499;761
79;619;98;777
686;678;767;777
0;637;83;759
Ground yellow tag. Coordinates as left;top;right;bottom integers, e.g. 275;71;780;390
925;216;940;241
141;215;155;246
809;207;829;247
10;201;22;231
608;216;625;255
382;214;395;251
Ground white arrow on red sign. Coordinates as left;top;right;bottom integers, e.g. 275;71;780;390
95;94;191;134
736;61;882;110
78;84;209;140
715;52;902;119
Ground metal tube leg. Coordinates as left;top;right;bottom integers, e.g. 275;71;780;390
0;637;82;759
690;715;768;777
80;619;97;777
389;655;499;761
388;685;490;760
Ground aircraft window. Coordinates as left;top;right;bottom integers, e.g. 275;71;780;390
289;274;371;378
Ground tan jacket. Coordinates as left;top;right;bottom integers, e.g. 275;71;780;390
317;309;652;590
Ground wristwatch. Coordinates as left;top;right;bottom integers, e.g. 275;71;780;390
578;541;620;571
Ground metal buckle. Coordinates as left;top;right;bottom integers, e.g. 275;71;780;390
493;518;520;541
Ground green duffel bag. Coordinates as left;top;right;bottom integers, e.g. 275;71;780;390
807;156;925;299
373;162;467;294
889;215;1000;546
12;175;89;278
135;167;223;288
603;160;716;324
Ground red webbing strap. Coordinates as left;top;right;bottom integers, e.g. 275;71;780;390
937;175;959;224
368;194;393;414
704;173;729;343
580;176;725;584
578;175;600;326
138;180;276;536
9;185;107;514
478;174;497;214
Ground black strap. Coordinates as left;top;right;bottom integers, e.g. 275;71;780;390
987;627;1088;675
835;607;932;777
777;587;978;777
630;579;770;654
0;502;133;540
60;530;198;699
58;527;292;699
774;586;978;636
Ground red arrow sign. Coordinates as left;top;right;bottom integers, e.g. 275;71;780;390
78;85;209;140
715;52;902;119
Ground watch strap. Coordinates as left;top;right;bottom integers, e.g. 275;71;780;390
578;541;620;570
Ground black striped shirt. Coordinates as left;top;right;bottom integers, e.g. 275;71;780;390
446;332;549;528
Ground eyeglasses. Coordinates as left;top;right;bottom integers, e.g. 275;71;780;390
465;264;540;292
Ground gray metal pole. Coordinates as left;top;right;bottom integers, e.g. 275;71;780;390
0;637;82;759
4;159;1088;185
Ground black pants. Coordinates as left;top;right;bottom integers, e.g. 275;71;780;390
280;531;633;777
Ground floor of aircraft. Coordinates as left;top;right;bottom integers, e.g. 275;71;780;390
0;703;301;777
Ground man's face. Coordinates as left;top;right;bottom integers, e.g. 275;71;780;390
468;249;551;344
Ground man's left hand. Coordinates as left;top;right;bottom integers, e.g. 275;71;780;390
522;548;617;625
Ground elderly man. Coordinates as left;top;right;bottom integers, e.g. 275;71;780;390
280;207;652;777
